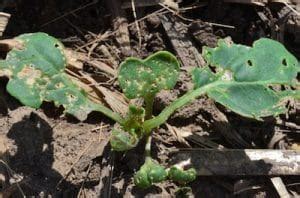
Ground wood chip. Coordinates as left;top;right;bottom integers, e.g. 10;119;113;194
0;12;10;37
122;0;182;9
224;0;267;5
64;49;85;70
160;14;205;67
0;38;24;52
171;149;300;175
166;124;191;147
106;0;131;53
76;72;128;115
0;135;8;193
87;59;117;77
98;45;119;69
0;135;7;158
98;86;128;116
65;48;117;77
271;177;291;198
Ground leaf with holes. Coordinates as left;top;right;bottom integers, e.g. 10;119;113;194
110;127;139;151
122;105;145;136
193;38;300;119
118;51;180;99
144;38;300;132
0;33;122;122
110;105;145;151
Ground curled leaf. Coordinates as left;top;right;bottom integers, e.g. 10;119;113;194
122;105;145;137
110;105;146;151
110;127;139;151
134;158;168;189
118;51;180;99
168;166;197;184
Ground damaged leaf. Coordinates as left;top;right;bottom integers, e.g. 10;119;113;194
0;33;122;122
192;38;300;119
110;105;145;151
118;51;180;99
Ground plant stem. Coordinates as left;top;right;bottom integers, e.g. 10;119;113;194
144;94;155;157
144;94;155;120
143;81;222;132
94;104;124;124
145;135;152;158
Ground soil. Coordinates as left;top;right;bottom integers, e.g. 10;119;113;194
0;0;299;197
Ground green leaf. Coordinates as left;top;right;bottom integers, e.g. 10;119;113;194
203;39;299;83
193;38;300;119
168;167;197;184
206;83;286;118
110;105;145;151
144;38;299;132
118;51;180;99
0;33;123;122
134;158;168;189
191;67;220;88
110;127;139;151
122;105;145;137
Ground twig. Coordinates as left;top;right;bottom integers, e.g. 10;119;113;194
76;8;168;51
271;177;291;198
283;2;300;16
0;160;25;197
158;2;235;29
40;0;98;28
77;162;92;198
234;185;263;195
77;4;234;52
131;0;142;49
276;119;300;130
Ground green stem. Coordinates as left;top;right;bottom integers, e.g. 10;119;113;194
94;104;124;124
143;81;222;132
144;94;155;157
144;94;155;120
145;135;152;158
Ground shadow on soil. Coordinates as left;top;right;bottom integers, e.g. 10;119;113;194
5;112;77;197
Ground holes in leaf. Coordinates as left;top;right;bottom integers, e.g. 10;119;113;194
282;58;287;67
66;92;77;102
54;43;59;48
125;79;130;85
208;66;217;73
55;82;64;89
246;60;253;67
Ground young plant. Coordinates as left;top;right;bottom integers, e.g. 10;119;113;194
0;33;299;189
0;32;195;188
112;38;299;188
114;51;196;188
